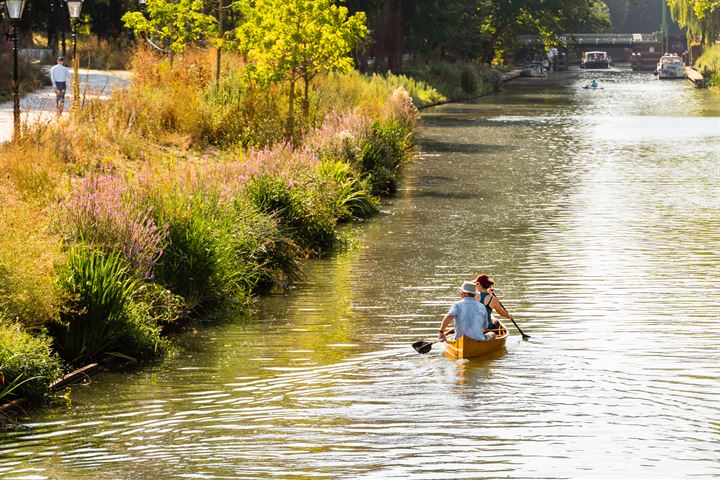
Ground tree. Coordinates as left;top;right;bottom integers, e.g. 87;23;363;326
122;0;217;60
668;0;720;45
234;0;367;139
477;0;610;64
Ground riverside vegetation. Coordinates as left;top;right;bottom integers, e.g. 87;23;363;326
697;45;720;88
0;44;502;413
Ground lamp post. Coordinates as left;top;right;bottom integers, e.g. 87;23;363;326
66;0;83;110
5;0;26;141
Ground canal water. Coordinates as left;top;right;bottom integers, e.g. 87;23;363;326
1;70;719;479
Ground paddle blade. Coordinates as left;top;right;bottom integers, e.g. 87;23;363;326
412;341;433;354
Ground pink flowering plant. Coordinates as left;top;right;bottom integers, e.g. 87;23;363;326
63;175;166;279
304;109;372;166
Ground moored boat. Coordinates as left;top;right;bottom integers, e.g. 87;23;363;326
656;53;686;79
444;321;508;360
581;51;611;69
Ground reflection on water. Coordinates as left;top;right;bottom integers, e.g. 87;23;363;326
1;70;719;479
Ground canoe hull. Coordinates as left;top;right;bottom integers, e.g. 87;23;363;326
444;322;508;360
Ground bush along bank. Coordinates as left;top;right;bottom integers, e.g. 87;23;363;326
399;62;504;107
697;45;720;89
0;48;438;413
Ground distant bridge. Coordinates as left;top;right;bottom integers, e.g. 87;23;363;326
517;33;660;48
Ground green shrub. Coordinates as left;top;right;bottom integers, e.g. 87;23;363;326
245;174;337;254
317;159;379;221
51;248;163;366
400;62;502;101
0;322;63;404
381;73;446;107
150;188;302;309
461;66;478;95
152;193;232;310
360;120;413;195
697;45;720;88
204;74;287;147
227;199;303;291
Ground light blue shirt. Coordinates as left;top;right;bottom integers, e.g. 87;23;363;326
448;297;490;341
50;64;71;87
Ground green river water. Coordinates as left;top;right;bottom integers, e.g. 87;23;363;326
1;69;719;479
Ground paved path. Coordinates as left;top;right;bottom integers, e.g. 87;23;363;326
0;68;131;143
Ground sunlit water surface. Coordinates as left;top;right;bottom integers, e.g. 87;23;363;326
1;69;719;479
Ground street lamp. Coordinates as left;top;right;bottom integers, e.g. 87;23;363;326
5;0;26;141
66;0;83;110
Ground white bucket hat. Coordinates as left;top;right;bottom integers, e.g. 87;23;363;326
459;281;479;296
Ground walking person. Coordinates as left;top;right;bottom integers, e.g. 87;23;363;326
474;273;514;331
50;57;71;116
438;281;494;342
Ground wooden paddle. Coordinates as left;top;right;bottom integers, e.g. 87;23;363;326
412;329;454;354
491;293;530;341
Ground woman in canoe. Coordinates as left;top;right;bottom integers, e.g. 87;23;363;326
475;274;514;331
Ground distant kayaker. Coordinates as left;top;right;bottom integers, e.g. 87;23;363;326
591;79;598;89
475;274;514;331
438;281;494;342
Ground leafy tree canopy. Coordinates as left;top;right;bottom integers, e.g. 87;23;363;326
122;0;217;54
668;0;720;43
232;0;367;136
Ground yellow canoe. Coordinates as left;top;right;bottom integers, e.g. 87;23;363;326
443;321;508;360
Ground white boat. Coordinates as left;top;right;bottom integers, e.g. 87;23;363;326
581;51;611;69
656;53;686;79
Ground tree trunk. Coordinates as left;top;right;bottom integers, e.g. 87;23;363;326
48;0;58;56
374;0;405;72
287;79;296;142
216;0;224;84
302;75;311;125
386;0;404;72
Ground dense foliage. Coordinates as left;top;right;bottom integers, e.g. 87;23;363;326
0;323;62;404
233;0;368;137
346;0;610;68
668;0;720;45
697;44;720;86
0;45;434;409
14;0;612;70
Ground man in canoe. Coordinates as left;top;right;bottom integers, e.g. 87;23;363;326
438;281;494;343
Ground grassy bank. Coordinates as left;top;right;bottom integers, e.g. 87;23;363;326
1;50;492;410
697;45;720;89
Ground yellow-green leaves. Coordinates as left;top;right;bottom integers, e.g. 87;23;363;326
122;0;217;54
235;0;367;85
668;0;720;44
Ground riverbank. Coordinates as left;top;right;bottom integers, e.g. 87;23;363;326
0;49;503;421
697;45;720;89
3;68;717;478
